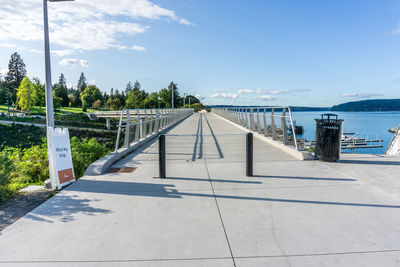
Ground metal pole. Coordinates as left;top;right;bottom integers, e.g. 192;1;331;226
183;94;186;107
246;132;253;177
189;98;190;108
43;0;54;128
171;87;174;109
159;134;166;178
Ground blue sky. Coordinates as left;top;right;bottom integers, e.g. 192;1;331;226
1;0;400;106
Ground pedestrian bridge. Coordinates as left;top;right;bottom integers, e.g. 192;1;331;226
1;111;400;266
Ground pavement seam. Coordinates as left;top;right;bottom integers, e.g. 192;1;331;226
203;113;237;267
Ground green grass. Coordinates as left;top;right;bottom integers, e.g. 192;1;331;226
0;105;109;115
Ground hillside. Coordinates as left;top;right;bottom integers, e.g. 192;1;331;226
331;99;400;112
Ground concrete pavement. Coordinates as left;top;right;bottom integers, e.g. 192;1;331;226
1;113;400;266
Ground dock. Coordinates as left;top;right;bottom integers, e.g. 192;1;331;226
1;112;400;266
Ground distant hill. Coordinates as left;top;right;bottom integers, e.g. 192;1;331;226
331;99;400;112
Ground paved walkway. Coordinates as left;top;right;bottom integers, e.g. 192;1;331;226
1;113;400;266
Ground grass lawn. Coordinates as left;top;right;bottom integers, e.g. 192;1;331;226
0;105;108;115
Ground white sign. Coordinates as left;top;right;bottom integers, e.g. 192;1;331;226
47;127;75;189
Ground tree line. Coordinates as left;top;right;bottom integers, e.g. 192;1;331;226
0;52;203;113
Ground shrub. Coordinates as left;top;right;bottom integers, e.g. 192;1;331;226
70;137;108;178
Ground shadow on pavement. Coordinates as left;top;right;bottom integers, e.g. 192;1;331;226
253;175;356;181
69;179;400;209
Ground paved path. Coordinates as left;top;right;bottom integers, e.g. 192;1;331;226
1;113;400;266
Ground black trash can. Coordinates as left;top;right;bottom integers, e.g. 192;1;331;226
315;114;343;162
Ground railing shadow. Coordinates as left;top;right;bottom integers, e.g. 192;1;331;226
69;179;400;209
253;175;356;182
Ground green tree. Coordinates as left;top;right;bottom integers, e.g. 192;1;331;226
168;82;182;108
125;81;133;94
144;92;160;108
107;98;122;111
53;73;69;107
126;89;148;109
80;85;102;111
77;72;87;93
159;88;171;108
32;78;45;107
5;52;27;103
133;80;141;92
16;77;35;113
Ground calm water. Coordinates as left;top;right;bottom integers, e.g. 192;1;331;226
291;111;400;154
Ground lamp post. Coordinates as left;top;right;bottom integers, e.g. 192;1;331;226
158;97;161;109
171;83;178;109
183;93;186;107
43;0;74;189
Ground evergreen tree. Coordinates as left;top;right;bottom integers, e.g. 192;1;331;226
133;80;141;92
125;81;133;94
168;82;182;108
77;72;87;93
53;73;69;106
5;52;27;103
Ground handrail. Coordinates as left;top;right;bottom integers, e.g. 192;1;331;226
114;108;194;152
211;106;299;150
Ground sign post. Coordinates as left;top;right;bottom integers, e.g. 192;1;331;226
48;127;75;189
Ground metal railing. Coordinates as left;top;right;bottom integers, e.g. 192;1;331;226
114;108;194;152
212;106;299;150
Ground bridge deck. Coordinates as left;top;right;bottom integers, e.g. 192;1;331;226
1;113;400;266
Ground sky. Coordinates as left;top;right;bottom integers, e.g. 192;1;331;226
1;0;400;107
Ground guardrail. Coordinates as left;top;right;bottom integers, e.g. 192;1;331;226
114;108;194;152
211;106;299;150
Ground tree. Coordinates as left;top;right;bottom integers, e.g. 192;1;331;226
126;88;148;109
77;72;87;93
107;98;122;111
125;81;133;94
159;88;171;108
32;78;45;107
93;99;102;109
133;80;141;92
16;77;34;113
68;94;75;107
5;52;27;103
168;82;182;108
144;92;160;108
53;73;69;106
80;85;102;111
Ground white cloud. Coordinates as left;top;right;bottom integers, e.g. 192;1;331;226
0;0;193;52
0;67;7;77
195;94;205;100
256;95;276;101
238;89;254;94
0;43;17;48
212;89;230;93
256;88;310;95
80;59;89;67
340;93;383;99
131;45;146;51
59;58;89;67
210;93;238;99
29;48;42;54
52;49;74;57
89;80;96;85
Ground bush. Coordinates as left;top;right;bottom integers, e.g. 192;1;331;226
70;137;108;178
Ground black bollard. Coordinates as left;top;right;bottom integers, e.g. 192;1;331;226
246;132;253;177
159;134;166;178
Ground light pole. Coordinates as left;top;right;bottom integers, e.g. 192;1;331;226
43;0;74;189
171;83;178;109
43;0;74;127
183;93;186;107
158;97;161;109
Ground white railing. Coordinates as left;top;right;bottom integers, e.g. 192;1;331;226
212;106;299;150
113;108;194;152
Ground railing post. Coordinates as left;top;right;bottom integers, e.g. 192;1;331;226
114;110;124;152
271;108;277;140
263;108;268;137
256;108;261;134
246;132;253;177
250;108;255;131
159;134;166;178
106;118;111;130
282;109;289;145
149;109;154;134
123;111;131;147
